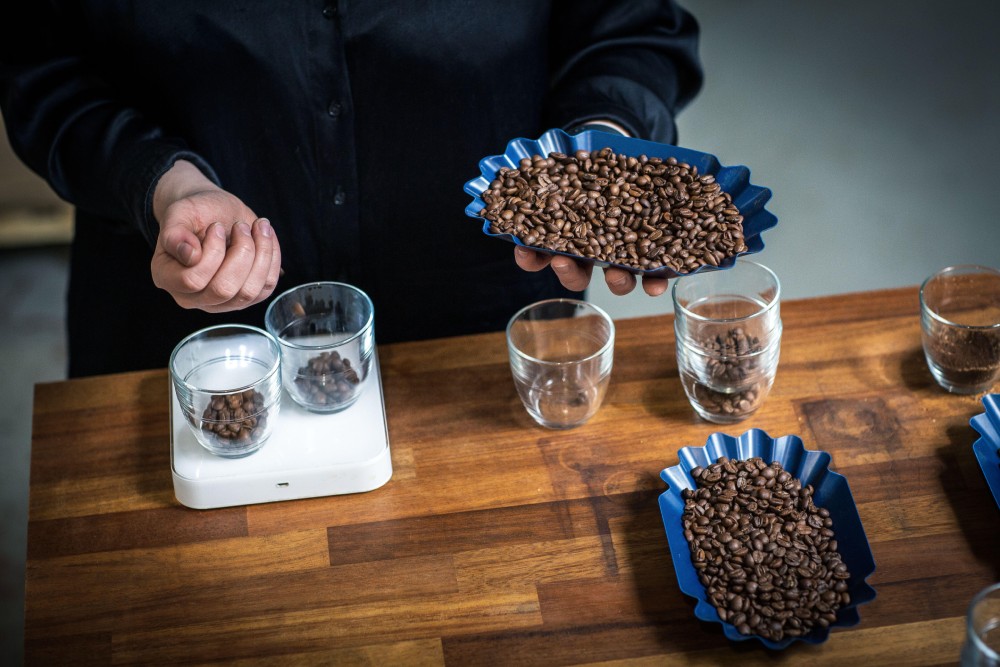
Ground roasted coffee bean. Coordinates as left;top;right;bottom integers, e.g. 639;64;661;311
480;149;747;273
294;350;361;406
201;388;268;449
680;457;851;641
688;327;767;419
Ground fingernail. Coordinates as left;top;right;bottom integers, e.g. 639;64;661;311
236;222;251;236
177;242;194;265
212;223;226;239
258;218;271;237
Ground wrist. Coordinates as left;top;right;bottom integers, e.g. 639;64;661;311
566;119;631;137
152;159;220;225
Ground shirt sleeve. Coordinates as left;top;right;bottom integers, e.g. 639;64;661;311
0;4;219;247
544;0;703;145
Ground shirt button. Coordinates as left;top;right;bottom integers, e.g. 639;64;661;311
322;4;337;19
327;101;342;118
334;190;346;206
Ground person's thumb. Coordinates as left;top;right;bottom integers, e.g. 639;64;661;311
160;225;203;267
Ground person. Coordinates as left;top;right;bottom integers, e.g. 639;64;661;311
1;1;703;377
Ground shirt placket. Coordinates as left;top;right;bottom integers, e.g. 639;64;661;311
319;0;359;282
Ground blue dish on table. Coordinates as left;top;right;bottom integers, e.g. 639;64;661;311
657;429;877;649
972;394;1000;509
463;128;777;279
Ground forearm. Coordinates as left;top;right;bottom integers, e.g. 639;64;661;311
545;0;703;142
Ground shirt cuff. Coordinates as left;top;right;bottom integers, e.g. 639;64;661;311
566;119;632;137
115;141;221;248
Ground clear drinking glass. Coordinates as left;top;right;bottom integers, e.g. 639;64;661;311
962;583;1000;666
920;265;1000;394
170;324;282;458
506;299;614;429
672;260;781;424
265;282;375;413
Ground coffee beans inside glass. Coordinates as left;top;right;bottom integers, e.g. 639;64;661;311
672;260;782;423
265;282;375;413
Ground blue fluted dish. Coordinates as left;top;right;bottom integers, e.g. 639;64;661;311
658;429;877;649
972;394;1000;508
463;128;777;279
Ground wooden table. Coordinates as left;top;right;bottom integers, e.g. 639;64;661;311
25;287;1000;665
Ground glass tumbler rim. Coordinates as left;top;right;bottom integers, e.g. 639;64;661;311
965;581;1000;661
506;298;615;366
265;281;375;350
919;264;1000;331
169;323;281;395
671;260;781;325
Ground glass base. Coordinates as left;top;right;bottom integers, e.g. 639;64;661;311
925;354;999;394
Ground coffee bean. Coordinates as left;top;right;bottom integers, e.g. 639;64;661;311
680;457;851;641
294;350;362;407
685;327;770;420
479;148;747;273
201;388;269;450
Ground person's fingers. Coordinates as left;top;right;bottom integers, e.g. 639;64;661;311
549;255;592;292
159;224;203;267
155;222;228;299
604;267;637;296
222;218;277;308
200;221;256;309
513;245;552;272
641;275;670;297
254;219;282;301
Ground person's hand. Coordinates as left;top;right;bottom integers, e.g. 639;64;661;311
513;246;668;296
150;160;282;312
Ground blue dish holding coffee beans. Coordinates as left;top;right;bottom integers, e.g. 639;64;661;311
463;128;777;279
971;394;1000;509
657;429;877;649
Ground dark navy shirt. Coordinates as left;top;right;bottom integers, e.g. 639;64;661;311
1;1;702;375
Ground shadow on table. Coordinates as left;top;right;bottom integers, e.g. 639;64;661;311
899;347;936;393
936;420;1000;582
136;372;176;502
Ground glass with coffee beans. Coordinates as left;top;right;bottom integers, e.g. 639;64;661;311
672;260;781;423
265;282;375;413
170;324;282;458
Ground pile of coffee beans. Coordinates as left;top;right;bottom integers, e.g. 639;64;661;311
200;389;269;447
294;351;361;407
479;148;747;273
691;327;765;419
681;456;851;642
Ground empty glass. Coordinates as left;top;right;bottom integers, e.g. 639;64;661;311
506;299;614;429
920;265;1000;394
962;583;1000;666
265;282;375;413
672;260;781;424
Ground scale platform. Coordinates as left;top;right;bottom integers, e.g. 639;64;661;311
170;355;392;509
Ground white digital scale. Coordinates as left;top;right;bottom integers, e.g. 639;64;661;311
170;355;392;509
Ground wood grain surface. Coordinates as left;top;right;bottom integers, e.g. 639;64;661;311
25;287;1000;665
